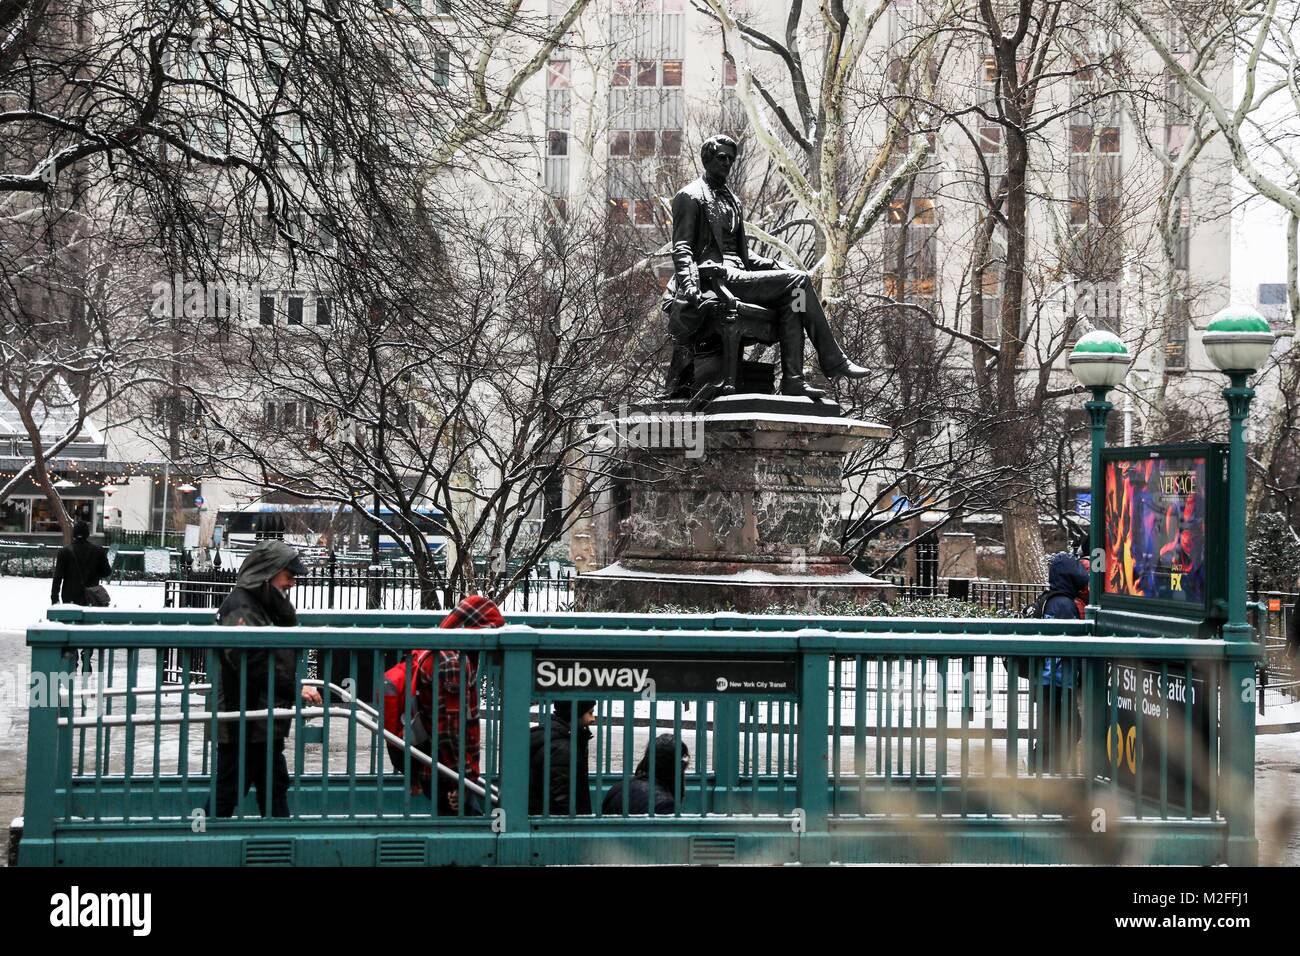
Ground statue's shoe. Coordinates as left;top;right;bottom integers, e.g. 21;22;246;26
656;387;693;401
826;360;871;379
779;376;828;400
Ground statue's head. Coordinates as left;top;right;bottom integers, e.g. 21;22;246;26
700;133;739;182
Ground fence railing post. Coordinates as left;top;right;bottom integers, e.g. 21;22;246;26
19;643;67;865
496;635;533;864
797;640;832;864
1222;647;1259;865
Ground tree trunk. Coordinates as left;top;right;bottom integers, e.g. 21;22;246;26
1001;490;1048;584
17;400;73;544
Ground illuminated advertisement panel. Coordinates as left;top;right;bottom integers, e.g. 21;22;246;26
1103;455;1206;602
1100;443;1226;621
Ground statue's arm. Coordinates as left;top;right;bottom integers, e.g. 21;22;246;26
743;233;783;271
670;190;702;304
747;251;783;270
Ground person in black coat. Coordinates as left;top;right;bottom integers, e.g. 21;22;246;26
602;733;691;815
528;699;596;816
50;520;111;605
212;540;321;818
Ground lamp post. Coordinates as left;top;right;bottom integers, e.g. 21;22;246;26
1202;306;1275;643
1202;304;1273;866
1068;329;1132;616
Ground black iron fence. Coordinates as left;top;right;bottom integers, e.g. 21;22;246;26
163;565;577;613
881;575;1043;613
0;540;176;581
103;528;185;550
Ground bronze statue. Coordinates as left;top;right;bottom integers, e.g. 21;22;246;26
661;133;870;402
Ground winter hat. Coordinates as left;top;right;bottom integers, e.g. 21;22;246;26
553;699;597;724
439;594;505;629
72;520;91;540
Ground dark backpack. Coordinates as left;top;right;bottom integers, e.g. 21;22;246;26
1021;588;1074;619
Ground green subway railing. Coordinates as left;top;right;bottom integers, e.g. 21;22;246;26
18;615;1258;865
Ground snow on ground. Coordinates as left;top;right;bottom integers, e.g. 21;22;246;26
1259;698;1300;732
0;575;165;634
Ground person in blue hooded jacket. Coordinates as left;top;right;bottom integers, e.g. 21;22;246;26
1032;552;1089;773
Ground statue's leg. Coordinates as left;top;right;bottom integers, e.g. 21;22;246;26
721;322;742;393
777;307;806;382
662;337;695;399
783;272;851;376
724;268;850;379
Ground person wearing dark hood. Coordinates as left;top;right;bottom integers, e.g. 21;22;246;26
1030;552;1090;773
51;520;112;607
601;734;691;815
528;699;596;816
213;540;320;818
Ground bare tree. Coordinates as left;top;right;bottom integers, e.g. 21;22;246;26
1116;0;1300;519
0;0;597;540
150;202;659;606
695;0;953;300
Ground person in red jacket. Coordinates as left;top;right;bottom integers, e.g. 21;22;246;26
383;595;505;815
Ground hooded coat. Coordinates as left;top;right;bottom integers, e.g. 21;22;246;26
215;541;306;743
1038;552;1089;686
601;734;689;815
528;711;593;816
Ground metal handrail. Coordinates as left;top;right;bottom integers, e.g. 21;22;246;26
56;678;496;803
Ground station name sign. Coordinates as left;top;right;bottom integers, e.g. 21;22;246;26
533;653;798;697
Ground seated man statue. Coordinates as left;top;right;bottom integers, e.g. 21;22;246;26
661;132;870;400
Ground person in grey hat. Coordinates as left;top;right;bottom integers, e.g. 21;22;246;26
212;540;321;818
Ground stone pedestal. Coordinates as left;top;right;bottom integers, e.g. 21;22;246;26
576;396;895;612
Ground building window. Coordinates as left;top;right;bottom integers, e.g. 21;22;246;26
1069;278;1122;336
31;497;95;535
544;58;571;198
1067;69;1123;282
1165;298;1188;370
1259;283;1290;327
0;498;30;533
541;468;565;538
978;259;1003;345
287;295;304;325
432;48;450;87
151;483;199;535
259;294;275;325
607;0;684;227
315;296;333;326
263;398;317;430
153;394;203;424
314;211;337;251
